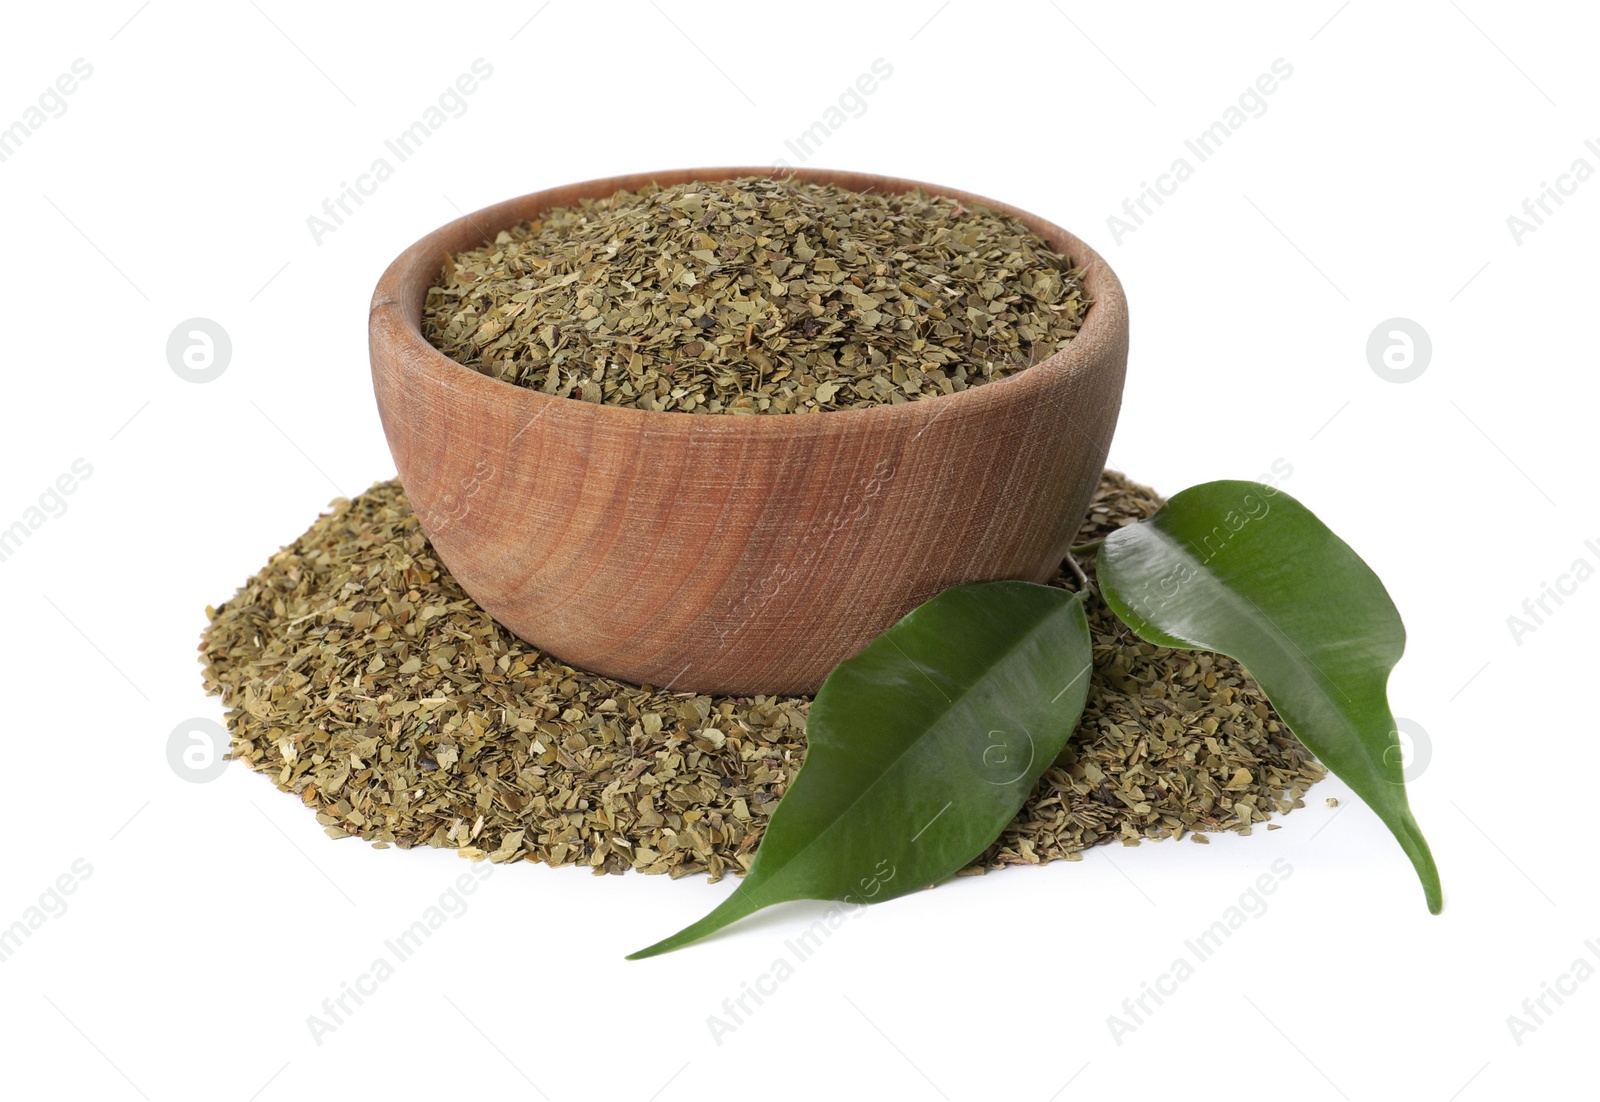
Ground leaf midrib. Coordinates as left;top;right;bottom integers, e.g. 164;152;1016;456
744;594;1076;900
1136;524;1359;718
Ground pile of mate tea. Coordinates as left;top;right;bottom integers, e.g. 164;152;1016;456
200;472;1323;880
421;176;1090;414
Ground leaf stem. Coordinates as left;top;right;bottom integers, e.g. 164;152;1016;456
1064;554;1091;593
1063;546;1096;597
1069;537;1104;556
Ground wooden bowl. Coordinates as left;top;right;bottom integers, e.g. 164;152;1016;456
370;167;1128;695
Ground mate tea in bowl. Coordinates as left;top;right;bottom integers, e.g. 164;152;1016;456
421;176;1093;412
369;167;1129;694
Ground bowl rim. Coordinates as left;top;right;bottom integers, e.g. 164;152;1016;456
370;165;1127;433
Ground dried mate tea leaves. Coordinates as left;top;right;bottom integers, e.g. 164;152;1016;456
419;176;1091;414
198;471;1323;883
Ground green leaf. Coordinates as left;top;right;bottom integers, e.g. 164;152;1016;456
628;581;1094;958
1095;480;1441;913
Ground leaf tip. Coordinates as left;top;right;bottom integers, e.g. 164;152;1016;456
1399;818;1443;915
625;933;682;961
625;944;672;961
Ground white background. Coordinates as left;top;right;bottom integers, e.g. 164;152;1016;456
1;2;1593;1098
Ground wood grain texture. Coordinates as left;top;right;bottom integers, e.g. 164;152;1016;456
370;167;1128;694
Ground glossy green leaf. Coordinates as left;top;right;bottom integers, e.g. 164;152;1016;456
1095;480;1441;913
628;581;1094;958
